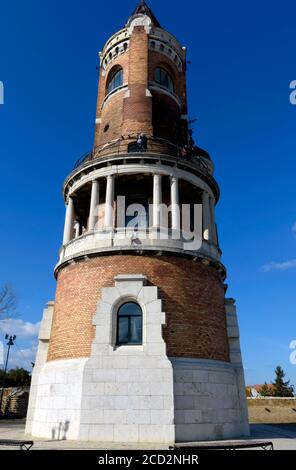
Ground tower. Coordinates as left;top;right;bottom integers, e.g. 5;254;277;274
26;1;249;443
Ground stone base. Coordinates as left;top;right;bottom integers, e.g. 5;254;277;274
26;280;249;443
28;356;249;443
172;358;250;442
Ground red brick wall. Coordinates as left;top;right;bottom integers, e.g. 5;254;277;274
148;51;181;95
152;91;180;144
94;53;130;148
122;26;153;137
48;255;229;362
96;90;125;146
94;28;188;151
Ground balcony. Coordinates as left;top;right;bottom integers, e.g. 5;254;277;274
72;137;213;174
56;227;222;274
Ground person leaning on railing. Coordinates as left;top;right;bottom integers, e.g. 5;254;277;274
136;133;148;152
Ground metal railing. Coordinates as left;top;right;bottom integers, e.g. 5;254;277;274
72;137;211;173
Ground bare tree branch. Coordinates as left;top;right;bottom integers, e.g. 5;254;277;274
0;284;17;317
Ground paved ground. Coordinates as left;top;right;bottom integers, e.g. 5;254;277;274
0;420;296;450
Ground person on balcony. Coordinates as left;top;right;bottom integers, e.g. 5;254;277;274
137;133;148;152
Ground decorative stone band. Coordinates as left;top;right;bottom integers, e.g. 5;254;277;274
66;162;215;200
148;39;183;71
99;28;130;69
56;229;223;276
64;154;216;197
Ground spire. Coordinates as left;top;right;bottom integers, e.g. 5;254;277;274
128;0;161;28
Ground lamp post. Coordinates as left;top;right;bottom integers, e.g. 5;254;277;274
0;334;16;418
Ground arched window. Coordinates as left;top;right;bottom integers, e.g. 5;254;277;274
116;302;143;345
155;67;174;93
106;68;123;95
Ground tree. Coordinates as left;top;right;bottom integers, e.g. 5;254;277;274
0;368;31;387
259;382;273;397
272;366;294;397
0;284;17;317
7;368;31;387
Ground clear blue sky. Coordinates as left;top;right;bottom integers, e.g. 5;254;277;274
0;0;295;386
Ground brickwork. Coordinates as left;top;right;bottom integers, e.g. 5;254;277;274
148;51;181;94
94;53;130;147
122;26;153;137
96;90;125;146
94;26;188;151
47;255;229;362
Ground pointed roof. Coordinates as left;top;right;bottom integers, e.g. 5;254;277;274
128;0;161;28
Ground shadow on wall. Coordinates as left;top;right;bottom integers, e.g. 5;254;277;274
51;421;70;441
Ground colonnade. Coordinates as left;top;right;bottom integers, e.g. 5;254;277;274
63;174;217;246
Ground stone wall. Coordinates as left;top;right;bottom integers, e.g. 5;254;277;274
247;398;296;424
172;358;249;442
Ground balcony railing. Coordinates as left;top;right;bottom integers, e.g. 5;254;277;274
72;136;211;172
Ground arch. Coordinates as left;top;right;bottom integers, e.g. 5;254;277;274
116;301;143;345
106;66;123;95
155;67;174;93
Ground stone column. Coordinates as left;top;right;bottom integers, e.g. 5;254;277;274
104;175;114;229
153;174;162;228
209;195;218;245
74;221;80;239
202;191;212;242
63;196;74;245
89;179;100;231
171;176;180;232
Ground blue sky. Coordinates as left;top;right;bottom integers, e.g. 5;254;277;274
0;0;295;386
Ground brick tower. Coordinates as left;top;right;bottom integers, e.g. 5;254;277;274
26;1;249;443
